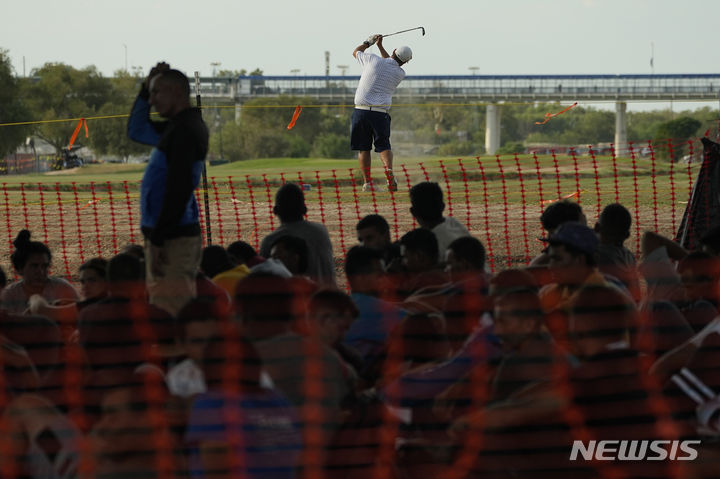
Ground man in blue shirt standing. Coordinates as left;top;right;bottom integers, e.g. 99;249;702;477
128;62;209;316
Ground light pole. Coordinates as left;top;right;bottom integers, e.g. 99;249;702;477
469;66;479;90
650;42;656;93
123;44;128;72
215;111;224;162
290;69;300;91
337;64;349;94
336;65;350;111
210;61;221;91
650;42;654;76
469;67;480;134
210;61;223;162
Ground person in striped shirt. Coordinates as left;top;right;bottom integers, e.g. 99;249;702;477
351;34;413;192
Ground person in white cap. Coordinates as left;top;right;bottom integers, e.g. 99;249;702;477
352;34;412;192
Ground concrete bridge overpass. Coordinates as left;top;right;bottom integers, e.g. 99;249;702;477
193;73;720;154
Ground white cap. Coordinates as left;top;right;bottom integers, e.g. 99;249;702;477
249;258;292;278
395;46;413;63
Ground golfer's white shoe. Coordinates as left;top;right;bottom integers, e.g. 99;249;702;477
362;182;375;192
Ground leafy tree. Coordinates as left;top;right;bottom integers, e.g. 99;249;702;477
497;141;525;155
566;110;614;145
0;49;31;157
216;122;244;161
521;103;576;145
23;63;113;153
90;104;151;161
437;141;480;156
224;96;321;159
219;121;290;161
317;112;350;137
628;110;671;142
392;103;434;131
309;112;353;158
653;116;702;161
88;70;149;160
287;135;312;158
241;96;320;137
218;69;247;77
311;133;351;158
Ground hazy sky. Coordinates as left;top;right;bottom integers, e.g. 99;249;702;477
3;0;719;110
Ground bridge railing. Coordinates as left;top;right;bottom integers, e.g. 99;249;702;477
192;74;720;102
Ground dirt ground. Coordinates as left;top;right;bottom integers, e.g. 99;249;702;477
0;192;683;285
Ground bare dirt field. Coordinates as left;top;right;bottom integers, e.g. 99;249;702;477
0;185;685;285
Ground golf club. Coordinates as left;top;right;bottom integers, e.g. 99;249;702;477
382;26;425;38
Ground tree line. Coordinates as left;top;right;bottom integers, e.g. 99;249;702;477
0;49;714;163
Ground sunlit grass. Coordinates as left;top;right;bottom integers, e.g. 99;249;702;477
0;154;700;212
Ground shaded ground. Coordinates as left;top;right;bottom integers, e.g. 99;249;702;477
0;191;683;286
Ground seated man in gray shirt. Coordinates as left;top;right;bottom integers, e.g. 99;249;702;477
260;183;336;286
594;203;640;300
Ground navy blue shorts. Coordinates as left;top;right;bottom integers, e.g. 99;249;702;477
350;109;392;152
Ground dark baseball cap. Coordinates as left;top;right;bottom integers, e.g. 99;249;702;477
543;221;598;256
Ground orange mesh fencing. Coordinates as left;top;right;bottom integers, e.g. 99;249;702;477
0;142;718;478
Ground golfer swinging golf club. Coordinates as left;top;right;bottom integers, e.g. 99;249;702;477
352;34;412;192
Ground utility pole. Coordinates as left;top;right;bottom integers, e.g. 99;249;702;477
325;51;330;88
210;61;223;163
336;65;349;112
211;61;221;91
290;69;300;91
650;42;655;76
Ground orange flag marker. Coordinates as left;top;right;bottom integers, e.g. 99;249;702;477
540;189;583;207
68;118;89;150
535;102;578;125
287;106;302;130
79;199;99;211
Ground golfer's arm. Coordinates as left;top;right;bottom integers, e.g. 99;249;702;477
353;43;369;58
377;43;390;58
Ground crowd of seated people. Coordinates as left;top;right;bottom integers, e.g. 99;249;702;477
1;183;720;478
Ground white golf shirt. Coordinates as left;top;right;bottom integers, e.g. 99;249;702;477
354;51;406;108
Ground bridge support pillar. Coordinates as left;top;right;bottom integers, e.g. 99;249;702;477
485;103;501;155
614;101;627;156
235;102;242;124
